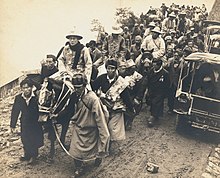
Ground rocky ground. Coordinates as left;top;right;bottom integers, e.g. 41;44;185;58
0;88;220;178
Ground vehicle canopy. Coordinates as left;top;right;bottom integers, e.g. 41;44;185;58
203;20;220;27
184;52;220;64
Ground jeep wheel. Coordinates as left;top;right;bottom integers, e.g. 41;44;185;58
175;114;191;133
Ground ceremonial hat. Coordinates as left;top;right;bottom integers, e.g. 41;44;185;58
66;31;83;40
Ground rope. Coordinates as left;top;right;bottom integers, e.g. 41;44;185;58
52;121;98;162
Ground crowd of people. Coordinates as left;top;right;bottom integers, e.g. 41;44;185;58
10;2;213;177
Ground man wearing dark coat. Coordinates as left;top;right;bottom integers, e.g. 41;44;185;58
10;78;44;165
147;59;169;127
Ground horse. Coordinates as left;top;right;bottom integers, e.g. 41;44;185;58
29;72;76;161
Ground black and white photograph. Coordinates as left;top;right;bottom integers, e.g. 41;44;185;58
0;0;220;177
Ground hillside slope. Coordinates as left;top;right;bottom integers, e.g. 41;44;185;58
208;0;220;21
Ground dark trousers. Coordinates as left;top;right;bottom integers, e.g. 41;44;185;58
74;159;83;169
167;85;177;111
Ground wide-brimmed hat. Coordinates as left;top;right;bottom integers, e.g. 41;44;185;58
169;12;176;18
111;25;123;34
179;11;186;16
165;36;172;41
135;35;142;41
151;27;162;34
66;31;83;40
170;29;176;34
148;22;156;27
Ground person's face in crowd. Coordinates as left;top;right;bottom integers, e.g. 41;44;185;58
188;41;194;47
166;39;172;45
112;33;119;39
89;43;96;51
166;48;173;57
69;36;79;46
46;58;55;70
124;28;128;32
106;65;117;79
170;32;176;38
97;43;102;51
179;15;185;20
119;51;126;58
152;61;162;71
21;83;32;98
135;38;142;45
173;53;179;61
74;85;86;96
190;30;194;36
152;32;160;39
118;66;127;77
127;66;136;76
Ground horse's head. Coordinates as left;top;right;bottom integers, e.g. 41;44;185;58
38;79;55;108
140;49;154;68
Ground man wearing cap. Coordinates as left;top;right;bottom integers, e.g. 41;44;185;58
147;58;169;127
162;12;177;34
56;31;93;84
91;59;135;152
69;73;110;176
141;26;165;60
102;25;126;58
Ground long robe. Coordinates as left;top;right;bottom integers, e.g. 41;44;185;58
10;94;44;155
69;91;110;161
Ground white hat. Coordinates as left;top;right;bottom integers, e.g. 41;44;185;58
111;25;123;34
66;31;83;40
169;12;176;18
151;26;162;34
165;36;172;41
179;11;186;15
148;22;156;27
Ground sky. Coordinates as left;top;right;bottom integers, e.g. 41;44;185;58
0;0;216;86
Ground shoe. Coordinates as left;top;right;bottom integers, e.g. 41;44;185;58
73;167;83;177
147;116;155;128
125;123;132;131
27;157;37;165
20;156;30;161
94;158;102;167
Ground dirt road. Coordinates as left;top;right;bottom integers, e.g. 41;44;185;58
0;94;219;178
